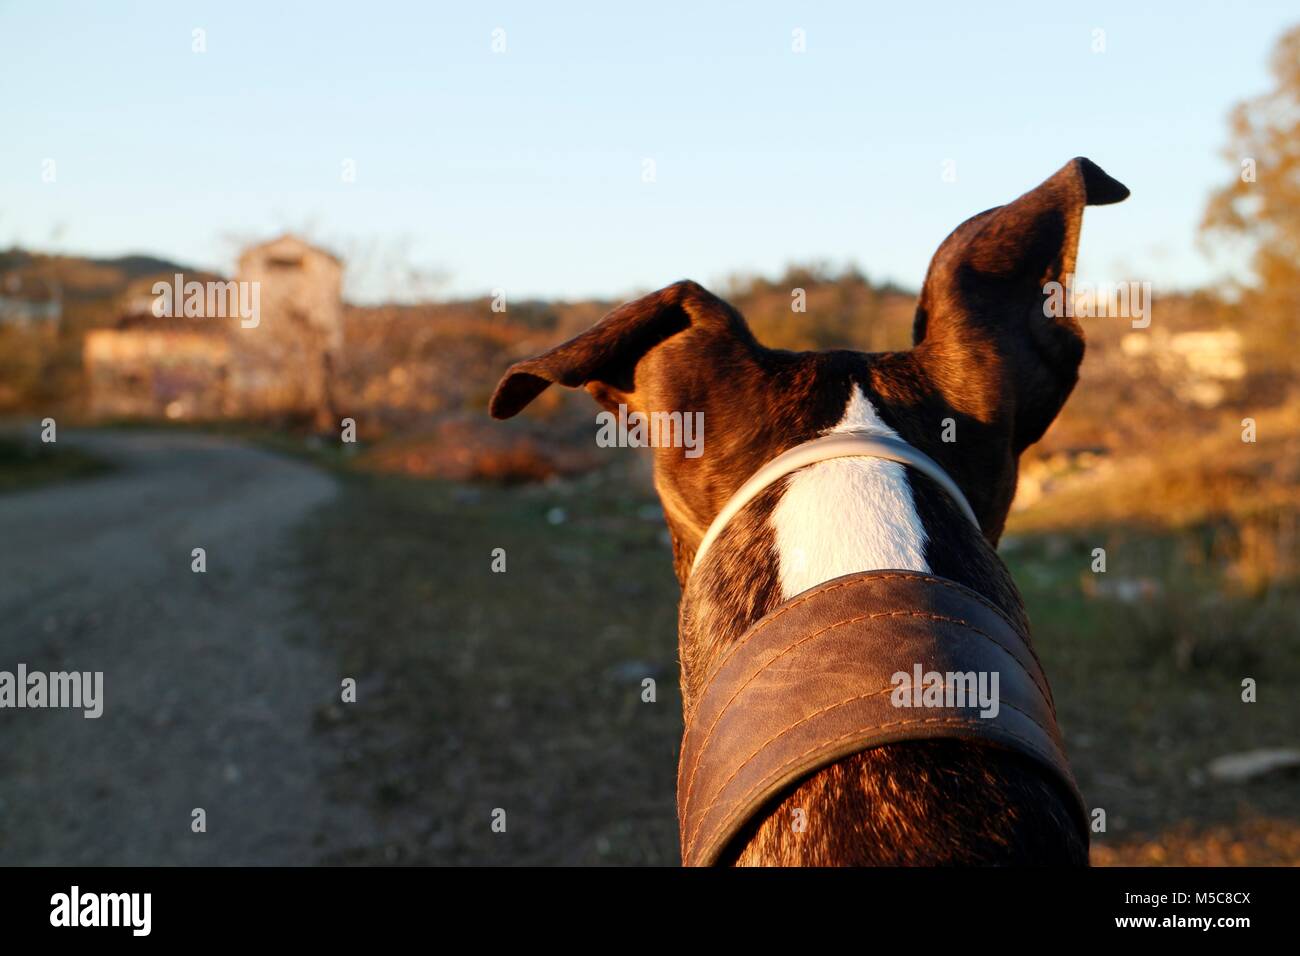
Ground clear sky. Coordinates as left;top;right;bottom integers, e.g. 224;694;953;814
1;1;1294;303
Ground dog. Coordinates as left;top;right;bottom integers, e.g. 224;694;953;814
490;158;1129;865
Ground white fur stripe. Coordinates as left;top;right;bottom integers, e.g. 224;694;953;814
772;385;930;599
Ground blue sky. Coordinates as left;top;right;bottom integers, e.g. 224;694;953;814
1;1;1294;302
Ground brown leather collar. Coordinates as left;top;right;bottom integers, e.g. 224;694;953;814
677;569;1087;866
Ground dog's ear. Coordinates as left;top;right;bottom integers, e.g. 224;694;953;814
913;157;1129;452
489;279;757;419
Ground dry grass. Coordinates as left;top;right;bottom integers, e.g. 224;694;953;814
1013;397;1300;535
1093;817;1300;866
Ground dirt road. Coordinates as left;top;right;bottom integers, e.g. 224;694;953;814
0;430;375;864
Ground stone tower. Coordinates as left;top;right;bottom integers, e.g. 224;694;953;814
232;235;343;427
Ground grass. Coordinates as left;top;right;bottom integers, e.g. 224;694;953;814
1000;530;1300;859
294;451;1300;865
297;460;684;864
1000;401;1300;864
0;434;112;493
91;415;363;473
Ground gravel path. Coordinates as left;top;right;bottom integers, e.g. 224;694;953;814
0;429;373;865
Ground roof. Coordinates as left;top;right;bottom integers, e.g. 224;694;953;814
238;234;342;267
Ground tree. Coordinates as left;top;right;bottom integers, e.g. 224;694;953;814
1202;24;1300;371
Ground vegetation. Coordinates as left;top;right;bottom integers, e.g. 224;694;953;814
0;435;111;493
1202;23;1300;370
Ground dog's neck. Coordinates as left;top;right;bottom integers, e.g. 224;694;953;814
677;383;1030;714
690;391;980;580
770;386;934;595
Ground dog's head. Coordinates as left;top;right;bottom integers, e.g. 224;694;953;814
491;158;1128;580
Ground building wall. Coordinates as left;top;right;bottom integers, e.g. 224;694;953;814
83;236;344;424
85;329;231;419
230;237;343;421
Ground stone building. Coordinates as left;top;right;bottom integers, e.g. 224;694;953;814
84;319;231;420
84;271;231;419
83;235;343;424
229;235;343;425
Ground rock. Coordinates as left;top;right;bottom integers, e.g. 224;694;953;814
1207;749;1300;783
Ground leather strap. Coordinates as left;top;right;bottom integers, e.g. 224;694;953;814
690;432;980;576
677;570;1087;866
